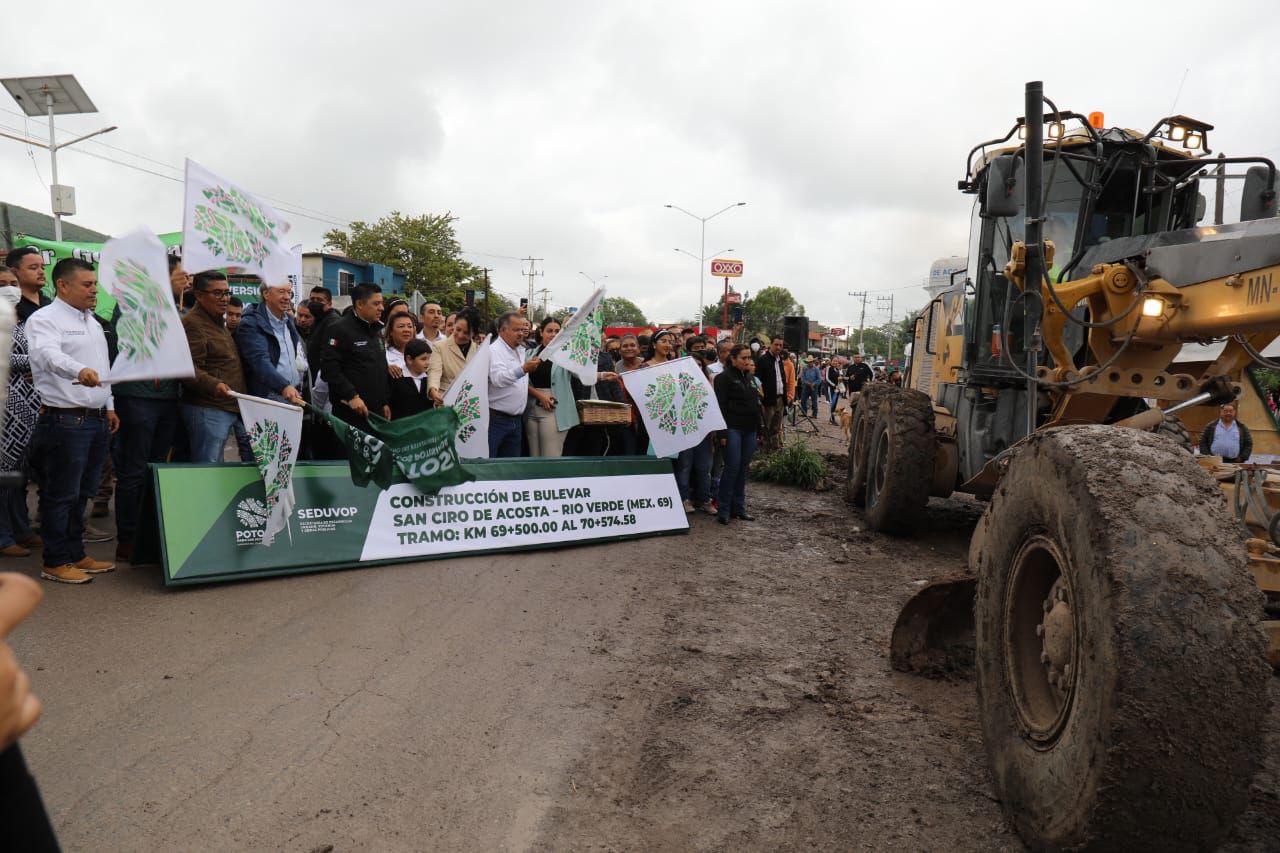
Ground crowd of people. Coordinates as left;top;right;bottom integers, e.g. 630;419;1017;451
0;244;908;582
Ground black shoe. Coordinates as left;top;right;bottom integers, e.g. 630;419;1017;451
717;515;730;525
734;513;756;521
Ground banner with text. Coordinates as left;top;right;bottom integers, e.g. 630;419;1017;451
17;232;183;321
148;458;686;585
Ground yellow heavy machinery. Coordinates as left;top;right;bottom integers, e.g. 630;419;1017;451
848;81;1278;850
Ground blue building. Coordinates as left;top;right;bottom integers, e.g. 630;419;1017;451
302;252;407;299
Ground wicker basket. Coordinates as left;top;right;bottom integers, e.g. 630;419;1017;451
576;400;631;425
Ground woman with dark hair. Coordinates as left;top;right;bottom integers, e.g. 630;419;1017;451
388;338;434;419
428;307;481;403
615;334;648;455
384;312;419;378
645;329;676;366
713;344;762;525
525;318;566;456
384;298;410;324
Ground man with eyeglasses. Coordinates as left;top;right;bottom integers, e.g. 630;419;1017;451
180;271;248;463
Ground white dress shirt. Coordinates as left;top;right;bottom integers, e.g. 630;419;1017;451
488;336;529;415
26;298;114;411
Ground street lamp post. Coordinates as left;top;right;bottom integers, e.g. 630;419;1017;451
0;75;116;241
579;271;607;287
665;201;745;332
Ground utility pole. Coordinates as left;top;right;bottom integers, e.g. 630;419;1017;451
534;287;552;319
481;267;493;324
522;256;544;309
877;294;896;361
848;291;868;355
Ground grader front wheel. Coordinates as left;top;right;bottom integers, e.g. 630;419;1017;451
845;383;898;507
864;389;935;535
974;425;1269;851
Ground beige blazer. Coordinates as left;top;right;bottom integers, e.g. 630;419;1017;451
428;336;478;395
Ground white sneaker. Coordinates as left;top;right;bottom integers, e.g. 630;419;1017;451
682;500;695;513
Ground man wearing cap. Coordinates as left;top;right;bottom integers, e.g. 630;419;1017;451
25;259;120;584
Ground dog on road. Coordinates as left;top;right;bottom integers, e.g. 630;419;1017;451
838;405;855;443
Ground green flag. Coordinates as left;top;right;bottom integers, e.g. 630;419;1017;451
321;409;397;489
369;408;474;495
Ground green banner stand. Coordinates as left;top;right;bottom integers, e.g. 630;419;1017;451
149;458;687;586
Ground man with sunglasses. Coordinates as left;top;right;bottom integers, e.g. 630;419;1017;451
180;271;248;463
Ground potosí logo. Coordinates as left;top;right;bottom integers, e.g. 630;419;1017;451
235;497;268;544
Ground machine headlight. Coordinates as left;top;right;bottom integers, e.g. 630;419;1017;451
1142;298;1165;317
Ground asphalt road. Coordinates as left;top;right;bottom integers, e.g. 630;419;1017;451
10;529;671;852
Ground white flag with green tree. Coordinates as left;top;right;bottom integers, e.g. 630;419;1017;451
103;228;194;382
181;158;294;281
442;338;492;459
234;393;303;546
620;356;726;457
539;285;606;385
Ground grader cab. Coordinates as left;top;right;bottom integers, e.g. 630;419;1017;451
849;82;1279;850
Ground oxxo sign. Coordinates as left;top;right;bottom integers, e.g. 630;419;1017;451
710;258;744;277
829;327;847;336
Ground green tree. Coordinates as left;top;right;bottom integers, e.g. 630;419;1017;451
599;296;649;326
744;286;803;339
323;211;480;309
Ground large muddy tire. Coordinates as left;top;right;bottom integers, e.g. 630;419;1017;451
864;389;935;535
974;425;1269;851
1153;411;1194;452
845;383;898;507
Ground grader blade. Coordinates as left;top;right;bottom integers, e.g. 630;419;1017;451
889;573;977;677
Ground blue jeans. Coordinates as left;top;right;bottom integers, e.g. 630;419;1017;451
827;387;840;419
181;405;241;463
30;411;110;567
112;397;179;545
676;435;714;505
488;411;524;458
800;384;819;417
718;428;756;519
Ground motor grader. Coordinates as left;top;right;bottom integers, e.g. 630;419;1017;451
846;81;1278;851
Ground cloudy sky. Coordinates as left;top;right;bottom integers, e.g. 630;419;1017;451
3;0;1277;330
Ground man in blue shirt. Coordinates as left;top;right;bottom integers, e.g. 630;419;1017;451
1199;401;1252;463
799;356;821;418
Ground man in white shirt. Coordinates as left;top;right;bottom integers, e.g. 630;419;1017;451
25;259;120;584
487;311;541;457
418;301;447;343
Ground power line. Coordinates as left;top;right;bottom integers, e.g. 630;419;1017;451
0;115;351;228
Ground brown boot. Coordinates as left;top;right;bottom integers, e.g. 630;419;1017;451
0;544;30;557
74;556;115;574
115;542;134;563
41;564;93;584
18;534;42;548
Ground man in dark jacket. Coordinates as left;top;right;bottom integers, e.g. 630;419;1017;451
319;283;389;433
845;353;874;399
1199;401;1253;462
754;336;787;451
235;283;304;405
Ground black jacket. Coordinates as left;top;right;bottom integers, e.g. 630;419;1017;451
319;312;390;410
845;361;874;392
307;302;342;381
388;376;434;420
715;364;762;431
755;351;786;405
